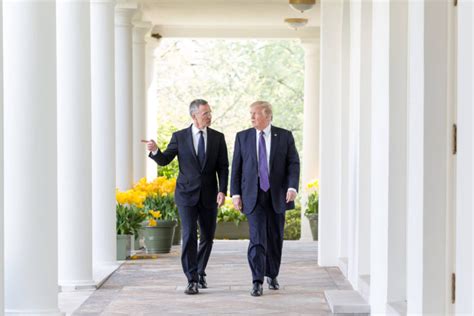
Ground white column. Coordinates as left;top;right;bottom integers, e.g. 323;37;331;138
456;1;474;313
347;0;372;291
133;21;152;183
319;0;343;266
355;0;372;287
146;37;160;181
407;1;450;314
339;0;350;265
57;0;94;289
347;0;361;287
406;3;424;312
91;0;117;266
115;5;136;190
370;1;408;312
300;38;320;241
4;2;60;314
0;2;4;313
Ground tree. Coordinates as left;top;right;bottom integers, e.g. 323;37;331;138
154;39;305;181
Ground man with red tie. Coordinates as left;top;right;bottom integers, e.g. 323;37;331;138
230;101;300;296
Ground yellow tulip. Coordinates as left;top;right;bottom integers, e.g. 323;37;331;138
148;218;157;227
149;210;161;219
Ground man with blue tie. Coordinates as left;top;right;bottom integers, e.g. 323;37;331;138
143;99;229;295
231;101;300;297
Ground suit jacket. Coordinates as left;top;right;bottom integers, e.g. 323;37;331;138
230;125;300;214
149;125;229;207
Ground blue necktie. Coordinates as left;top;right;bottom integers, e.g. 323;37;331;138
258;131;270;191
198;131;205;168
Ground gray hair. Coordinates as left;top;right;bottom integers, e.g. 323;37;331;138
250;101;273;120
189;99;208;117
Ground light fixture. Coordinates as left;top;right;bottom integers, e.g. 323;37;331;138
289;0;316;13
284;18;308;30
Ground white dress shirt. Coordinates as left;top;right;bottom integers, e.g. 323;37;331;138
191;124;207;155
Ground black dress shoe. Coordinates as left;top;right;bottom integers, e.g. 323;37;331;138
267;277;279;290
198;275;207;289
250;282;263;297
184;281;199;295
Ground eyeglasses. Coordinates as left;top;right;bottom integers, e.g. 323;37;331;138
199;111;212;117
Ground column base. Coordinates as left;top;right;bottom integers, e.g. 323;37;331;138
59;261;122;292
6;308;64;316
93;261;122;288
358;274;370;301
338;257;348;278
59;280;96;292
387;301;407;315
324;290;370;315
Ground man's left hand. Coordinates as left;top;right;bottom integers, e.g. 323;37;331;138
286;190;297;203
217;192;226;207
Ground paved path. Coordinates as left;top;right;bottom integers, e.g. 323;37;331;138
73;240;351;315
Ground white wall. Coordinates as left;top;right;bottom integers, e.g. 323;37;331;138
455;0;474;313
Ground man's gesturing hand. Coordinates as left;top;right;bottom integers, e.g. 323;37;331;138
141;139;158;152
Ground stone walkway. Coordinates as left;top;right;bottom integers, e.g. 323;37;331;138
73;240;351;315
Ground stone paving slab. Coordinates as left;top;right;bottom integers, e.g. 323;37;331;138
74;240;351;315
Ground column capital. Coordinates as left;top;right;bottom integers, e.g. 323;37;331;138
133;21;152;44
115;3;137;27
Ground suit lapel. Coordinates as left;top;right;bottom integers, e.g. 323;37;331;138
249;129;258;172
186;125;200;168
269;126;279;172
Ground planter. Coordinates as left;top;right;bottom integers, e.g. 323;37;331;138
172;222;181;245
134;227;144;250
117;234;132;260
143;220;177;254
307;214;318;241
214;221;250;239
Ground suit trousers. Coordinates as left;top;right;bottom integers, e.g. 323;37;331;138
246;188;285;283
178;200;217;282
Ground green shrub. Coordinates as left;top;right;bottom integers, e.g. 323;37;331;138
116;204;146;236
304;179;319;219
143;194;179;222
217;200;247;225
284;207;301;240
215;200;302;239
156;123;180;178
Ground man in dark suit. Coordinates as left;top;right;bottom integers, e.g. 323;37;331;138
231;101;300;297
143;99;229;295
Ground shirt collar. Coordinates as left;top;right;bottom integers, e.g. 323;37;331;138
256;124;272;136
192;124;207;135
